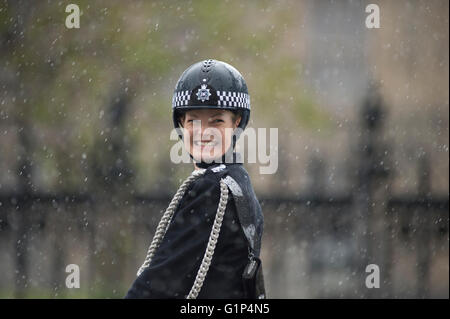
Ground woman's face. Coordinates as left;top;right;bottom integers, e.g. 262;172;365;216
181;109;241;163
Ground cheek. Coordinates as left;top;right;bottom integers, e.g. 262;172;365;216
183;138;190;151
220;127;233;146
183;128;193;144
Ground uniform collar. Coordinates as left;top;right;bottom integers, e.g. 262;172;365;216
195;152;242;169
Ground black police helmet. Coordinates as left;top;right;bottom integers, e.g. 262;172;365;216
172;59;250;139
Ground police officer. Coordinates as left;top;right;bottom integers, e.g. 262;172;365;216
125;59;265;299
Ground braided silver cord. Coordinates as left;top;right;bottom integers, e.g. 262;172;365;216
137;168;206;277
136;168;230;299
186;179;229;299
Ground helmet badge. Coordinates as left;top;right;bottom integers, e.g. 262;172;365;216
196;84;211;102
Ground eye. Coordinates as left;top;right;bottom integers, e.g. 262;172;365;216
213;119;224;123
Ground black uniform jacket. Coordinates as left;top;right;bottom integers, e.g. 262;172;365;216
125;161;264;299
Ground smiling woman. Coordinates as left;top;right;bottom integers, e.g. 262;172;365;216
179;109;241;166
125;59;265;299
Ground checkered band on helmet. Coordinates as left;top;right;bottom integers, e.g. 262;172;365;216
217;91;250;109
172;90;191;108
172;89;250;110
172;59;251;134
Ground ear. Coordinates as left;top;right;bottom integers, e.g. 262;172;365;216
178;113;185;128
235;115;241;127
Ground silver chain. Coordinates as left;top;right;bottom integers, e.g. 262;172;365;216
187;178;228;298
136;168;229;299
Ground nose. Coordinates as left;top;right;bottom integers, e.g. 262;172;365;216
192;119;208;134
191;119;204;137
191;120;217;141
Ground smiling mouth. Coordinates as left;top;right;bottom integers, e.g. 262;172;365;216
194;140;218;147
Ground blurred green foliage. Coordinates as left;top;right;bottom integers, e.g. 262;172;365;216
1;0;329;193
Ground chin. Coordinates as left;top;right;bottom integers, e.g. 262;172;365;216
191;148;224;163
